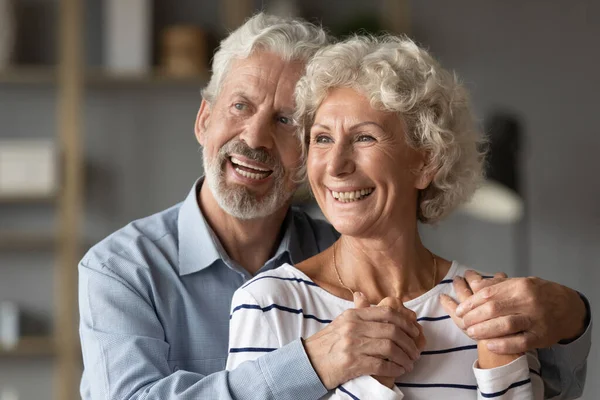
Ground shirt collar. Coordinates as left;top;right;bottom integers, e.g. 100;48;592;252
177;178;305;276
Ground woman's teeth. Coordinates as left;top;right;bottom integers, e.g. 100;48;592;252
331;188;374;202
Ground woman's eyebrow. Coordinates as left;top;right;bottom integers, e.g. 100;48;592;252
349;121;384;131
311;121;384;131
311;123;330;131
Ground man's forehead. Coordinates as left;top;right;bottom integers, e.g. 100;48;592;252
220;52;304;105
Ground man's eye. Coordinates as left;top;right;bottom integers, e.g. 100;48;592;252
278;116;291;125
234;103;246;111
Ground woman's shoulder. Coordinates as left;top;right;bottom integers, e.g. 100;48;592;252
233;263;319;306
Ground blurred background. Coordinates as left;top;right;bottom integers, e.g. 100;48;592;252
0;0;597;399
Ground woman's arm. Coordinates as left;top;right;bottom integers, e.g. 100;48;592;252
226;288;282;370
474;348;543;400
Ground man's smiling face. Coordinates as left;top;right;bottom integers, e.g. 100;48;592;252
195;50;305;219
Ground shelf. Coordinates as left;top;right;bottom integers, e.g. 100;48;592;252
0;336;57;358
85;68;209;87
0;232;56;251
0;194;56;205
0;66;57;85
0;67;208;87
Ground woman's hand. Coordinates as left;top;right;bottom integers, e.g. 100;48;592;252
354;294;426;388
304;292;423;390
440;276;521;369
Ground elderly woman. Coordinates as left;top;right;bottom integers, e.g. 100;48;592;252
226;35;543;399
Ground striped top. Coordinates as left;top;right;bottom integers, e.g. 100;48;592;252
227;261;543;399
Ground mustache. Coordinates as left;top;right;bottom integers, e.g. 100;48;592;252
219;139;280;170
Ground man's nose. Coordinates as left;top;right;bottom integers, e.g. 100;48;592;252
239;115;274;150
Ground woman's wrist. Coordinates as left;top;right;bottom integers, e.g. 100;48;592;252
476;340;522;369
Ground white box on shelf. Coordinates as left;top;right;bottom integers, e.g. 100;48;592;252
0;139;58;198
0;301;19;350
104;0;152;74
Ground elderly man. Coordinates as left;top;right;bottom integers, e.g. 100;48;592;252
79;13;591;400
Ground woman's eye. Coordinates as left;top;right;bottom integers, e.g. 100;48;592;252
356;135;375;142
314;135;332;144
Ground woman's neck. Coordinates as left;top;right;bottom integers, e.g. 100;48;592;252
331;233;438;304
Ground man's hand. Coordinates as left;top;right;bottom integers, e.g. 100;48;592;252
304;293;423;390
440;277;521;369
445;270;587;354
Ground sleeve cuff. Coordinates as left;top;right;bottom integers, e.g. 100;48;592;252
473;355;531;394
551;315;592;369
258;339;327;400
559;291;592;344
340;376;404;400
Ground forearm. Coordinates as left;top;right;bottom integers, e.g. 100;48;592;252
474;351;543;400
478;340;521;369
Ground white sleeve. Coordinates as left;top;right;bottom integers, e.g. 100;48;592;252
474;350;543;399
332;376;404;400
226;288;281;371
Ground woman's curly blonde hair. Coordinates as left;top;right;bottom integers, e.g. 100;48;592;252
294;35;486;223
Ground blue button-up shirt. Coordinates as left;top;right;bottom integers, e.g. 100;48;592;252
79;179;590;399
79;179;337;399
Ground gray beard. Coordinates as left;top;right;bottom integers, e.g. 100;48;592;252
202;140;297;220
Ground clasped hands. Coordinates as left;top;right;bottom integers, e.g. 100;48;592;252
304;270;587;390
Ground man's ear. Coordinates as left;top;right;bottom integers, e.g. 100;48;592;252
195;99;211;146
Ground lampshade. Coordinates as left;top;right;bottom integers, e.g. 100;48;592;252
461;113;524;224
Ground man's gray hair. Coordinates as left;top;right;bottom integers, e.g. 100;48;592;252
295;35;485;224
202;12;330;103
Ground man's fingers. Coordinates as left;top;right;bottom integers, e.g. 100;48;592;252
362;355;407;379
440;294;466;331
351;321;421;360
461;297;516;327
469;277;506;293
464;270;483;290
484;332;536;355
360;338;417;370
455;282;501;318
452;276;473;303
353;292;370;309
464;315;531;340
352;305;418;336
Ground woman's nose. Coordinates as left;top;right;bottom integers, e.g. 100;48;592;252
326;142;355;177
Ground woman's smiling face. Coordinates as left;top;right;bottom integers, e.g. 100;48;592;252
307;87;431;237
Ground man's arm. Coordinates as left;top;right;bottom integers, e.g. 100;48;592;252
79;259;326;400
450;271;591;399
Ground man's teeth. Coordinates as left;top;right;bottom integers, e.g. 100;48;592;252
235;168;270;180
331;188;374;202
230;157;270;172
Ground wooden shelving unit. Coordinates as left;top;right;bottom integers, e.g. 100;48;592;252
0;1;409;399
0;66;57;85
0;194;56;205
0;336;57;358
0;232;56;251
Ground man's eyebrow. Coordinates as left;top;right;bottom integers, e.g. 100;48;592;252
231;91;255;103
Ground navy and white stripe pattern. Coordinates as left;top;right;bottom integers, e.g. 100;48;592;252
227;262;543;399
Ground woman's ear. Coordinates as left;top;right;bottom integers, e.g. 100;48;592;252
195;99;211;146
414;156;436;190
